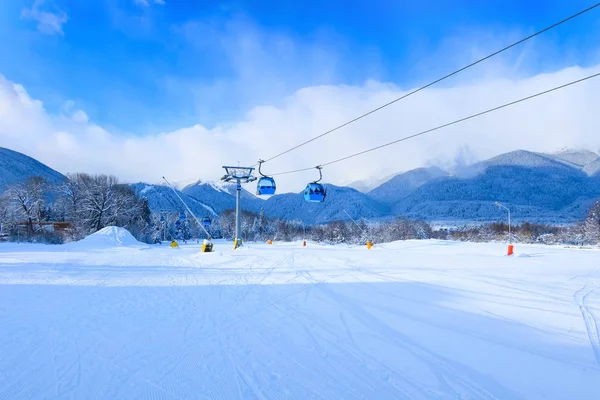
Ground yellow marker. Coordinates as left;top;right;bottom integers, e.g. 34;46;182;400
170;240;179;248
201;239;213;253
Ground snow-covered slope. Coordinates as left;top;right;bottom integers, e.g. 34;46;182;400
0;147;65;189
261;184;390;224
130;183;217;216
344;173;397;193
368;150;600;223
545;149;600;169
181;180;263;214
583;157;600;177
184;180;258;199
464;150;575;176
368;166;448;204
394;165;600;221
3;146;599;224
1;240;599;399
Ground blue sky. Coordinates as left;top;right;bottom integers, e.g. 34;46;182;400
1;0;599;135
1;1;600;189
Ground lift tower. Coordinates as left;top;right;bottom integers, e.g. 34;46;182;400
221;166;256;249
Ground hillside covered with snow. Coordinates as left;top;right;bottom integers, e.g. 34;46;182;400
2;146;600;225
260;184;391;225
370;150;600;223
0;147;66;189
130;182;218;217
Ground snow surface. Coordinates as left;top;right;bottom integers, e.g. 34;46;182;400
1;239;599;399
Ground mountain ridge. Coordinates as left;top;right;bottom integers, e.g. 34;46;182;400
2;146;600;224
0;147;66;189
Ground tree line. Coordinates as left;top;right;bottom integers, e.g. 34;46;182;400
0;174;151;243
0;174;599;246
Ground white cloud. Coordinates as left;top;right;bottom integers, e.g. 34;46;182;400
168;16;346;123
1;65;599;194
133;0;165;6
21;0;68;35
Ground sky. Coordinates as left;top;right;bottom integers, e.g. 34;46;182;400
1;0;600;192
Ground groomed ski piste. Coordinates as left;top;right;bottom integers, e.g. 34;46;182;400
1;227;599;399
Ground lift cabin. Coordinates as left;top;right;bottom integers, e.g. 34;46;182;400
257;177;276;195
256;160;277;196
202;216;211;227
304;166;326;202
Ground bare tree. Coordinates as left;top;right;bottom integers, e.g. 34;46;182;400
72;174;118;232
56;173;89;237
584;201;600;244
56;174;146;238
3;177;49;236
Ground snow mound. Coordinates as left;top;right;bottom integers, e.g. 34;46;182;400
70;226;144;249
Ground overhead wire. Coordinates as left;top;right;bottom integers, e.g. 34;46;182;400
255;3;600;167
162;176;212;239
269;71;600;176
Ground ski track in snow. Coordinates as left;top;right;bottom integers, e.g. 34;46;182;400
574;284;600;365
0;239;600;399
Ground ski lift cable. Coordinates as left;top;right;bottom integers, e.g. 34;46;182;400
268;71;600;176
343;210;367;235
162;176;212;239
254;3;600;167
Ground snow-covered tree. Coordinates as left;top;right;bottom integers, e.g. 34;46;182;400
584;201;600;245
55;174;148;241
3;176;49;236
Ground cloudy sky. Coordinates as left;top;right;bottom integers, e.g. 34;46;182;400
1;0;599;192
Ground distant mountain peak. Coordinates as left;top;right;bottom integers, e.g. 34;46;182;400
368;166;449;205
546;148;599;169
130;182;217;216
183;179;259;199
343;173;398;193
470;150;575;173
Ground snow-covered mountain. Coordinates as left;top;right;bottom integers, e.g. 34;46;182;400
583;157;600;176
461;150;576;177
130;183;217;217
372;150;600;222
137;150;600;223
344;174;397;193
141;181;390;225
260;184;391;225
2;146;600;225
181;180;263;214
544;149;599;169
191;180;259;200
368;167;448;204
0;147;66;189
